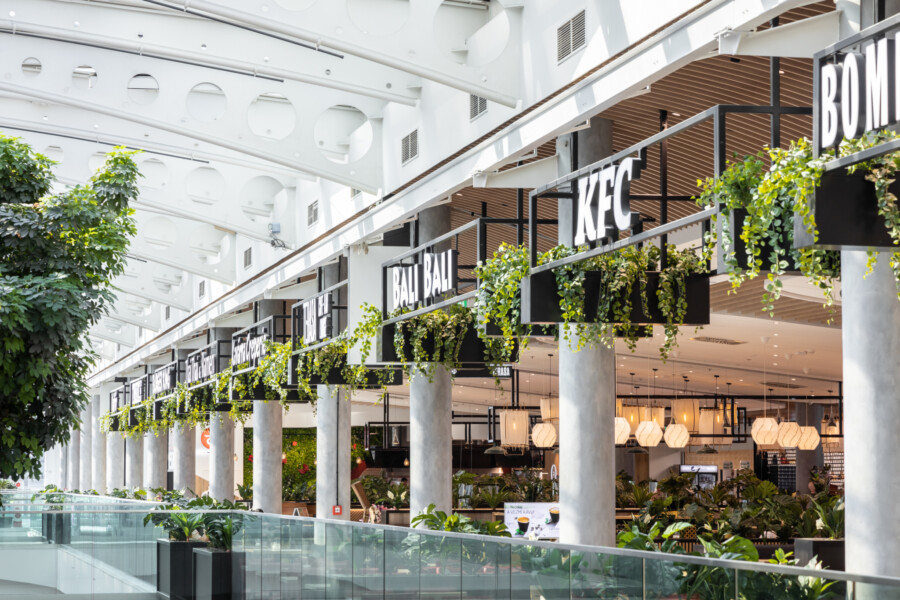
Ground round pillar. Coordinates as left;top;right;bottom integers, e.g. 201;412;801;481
144;432;168;491
172;424;196;495
209;414;235;501
106;433;125;492
253;401;283;514
79;404;92;491
67;428;80;491
91;396;106;494
842;251;900;581
558;325;616;546
409;366;453;519
316;385;351;519
125;435;144;489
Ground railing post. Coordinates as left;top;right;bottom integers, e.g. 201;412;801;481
642;558;647;600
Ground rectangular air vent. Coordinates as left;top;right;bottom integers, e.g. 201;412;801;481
762;381;805;389
198;280;205;298
243;247;252;269
557;10;586;63
165;305;170;321
307;200;319;226
401;129;419;164
469;94;487;120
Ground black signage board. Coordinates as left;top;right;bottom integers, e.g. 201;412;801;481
130;376;146;406
109;385;129;413
185;341;231;388
149;360;181;398
292;282;347;350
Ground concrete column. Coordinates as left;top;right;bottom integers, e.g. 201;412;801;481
106;433;125;492
125;435;144;489
316;385;351;519
172;424;196;495
409;366;453;518
209;414;235;501
66;427;80;490
795;404;824;494
144;432;168;491
558;326;616;546
252;300;286;514
56;445;68;489
842;252;900;582
91;395;106;494
78;404;92;490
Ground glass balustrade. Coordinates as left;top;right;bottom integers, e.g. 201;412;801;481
0;496;898;599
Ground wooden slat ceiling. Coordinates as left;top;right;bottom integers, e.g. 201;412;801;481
710;278;841;327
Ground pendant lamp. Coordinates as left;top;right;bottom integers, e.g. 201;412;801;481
751;417;779;445
531;422;558;448
614;417;631;445
663;423;690;448
499;410;530;448
635;420;663;447
776;421;801;448
797;426;820;450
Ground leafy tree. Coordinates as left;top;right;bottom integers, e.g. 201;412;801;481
0;136;138;483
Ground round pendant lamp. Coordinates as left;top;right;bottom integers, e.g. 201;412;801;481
635;420;663;447
751;417;779;446
776;421;801;448
531;422;558;448
797;426;820;450
663;423;690;448
614;417;631;445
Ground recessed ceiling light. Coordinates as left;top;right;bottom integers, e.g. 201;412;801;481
672;112;681;117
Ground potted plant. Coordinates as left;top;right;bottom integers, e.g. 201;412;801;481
32;485;69;545
144;508;207;600
793;496;844;571
235;483;252;507
193;509;247;600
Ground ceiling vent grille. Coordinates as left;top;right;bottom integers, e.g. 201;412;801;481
690;336;748;346
469;94;487;120
762;381;805;389
307;200;319;226
557;10;586;63
198;280;205;299
401;130;419;164
243;247;252;269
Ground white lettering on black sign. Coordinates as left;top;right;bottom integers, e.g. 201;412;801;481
186;350;216;385
150;364;176;397
301;292;333;345
232;334;267;367
130;378;144;404
574;157;641;246
392;249;457;310
491;365;512;378
820;37;898;148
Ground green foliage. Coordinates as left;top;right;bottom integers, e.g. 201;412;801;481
392;302;476;378
0;137;139;482
411;503;510;537
474;242;535;363
143;495;248;547
810;496;844;539
236;483;252;501
380;483;409;509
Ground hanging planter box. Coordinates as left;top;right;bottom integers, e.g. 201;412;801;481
794;170;897;251
379;322;515;365
128;406;145;428
717;208;800;273
227;383;305;405
153;399;165;421
193;547;245;600
521;270;709;326
290;354;403;389
108;415;121;432
158;539;206;600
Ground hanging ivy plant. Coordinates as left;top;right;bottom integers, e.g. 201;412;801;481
391;302;475;379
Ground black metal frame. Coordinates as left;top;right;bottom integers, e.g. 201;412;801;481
231;315;291;377
185;340;232;391
529;104;812;272
290;279;348;353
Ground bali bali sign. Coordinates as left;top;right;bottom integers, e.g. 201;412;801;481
392;249;457;310
573;157;641;245
818;33;900;149
299;291;333;345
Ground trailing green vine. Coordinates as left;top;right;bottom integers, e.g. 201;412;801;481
392;302;475;379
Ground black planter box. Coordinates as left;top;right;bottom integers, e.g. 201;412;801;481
794;170;897;251
794;538;844;571
109;416;121;432
289;354;402;388
227;383;305;405
153;399;165;421
521;269;709;326
379;322;516;365
193;548;245;600
717;208;799;273
158;539;207;600
42;513;70;545
128;406;144;428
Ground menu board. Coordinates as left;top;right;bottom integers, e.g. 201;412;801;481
504;502;560;540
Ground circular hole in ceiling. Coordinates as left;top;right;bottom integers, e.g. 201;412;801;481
72;65;98;90
313;105;373;164
273;0;316;10
127;73;159;105
43;145;64;164
140;158;169;189
347;0;409;36
21;57;41;77
142;216;177;249
185;166;225;204
239;176;285;222
186;82;227;122
247;93;296;140
433;3;509;67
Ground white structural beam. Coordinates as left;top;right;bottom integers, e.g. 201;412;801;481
107;295;163;332
0;9;421;105
472;155;558;189
718;10;841;58
115;259;193;312
91;320;137;347
140;0;522;107
88;0;812;385
0;32;385;191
